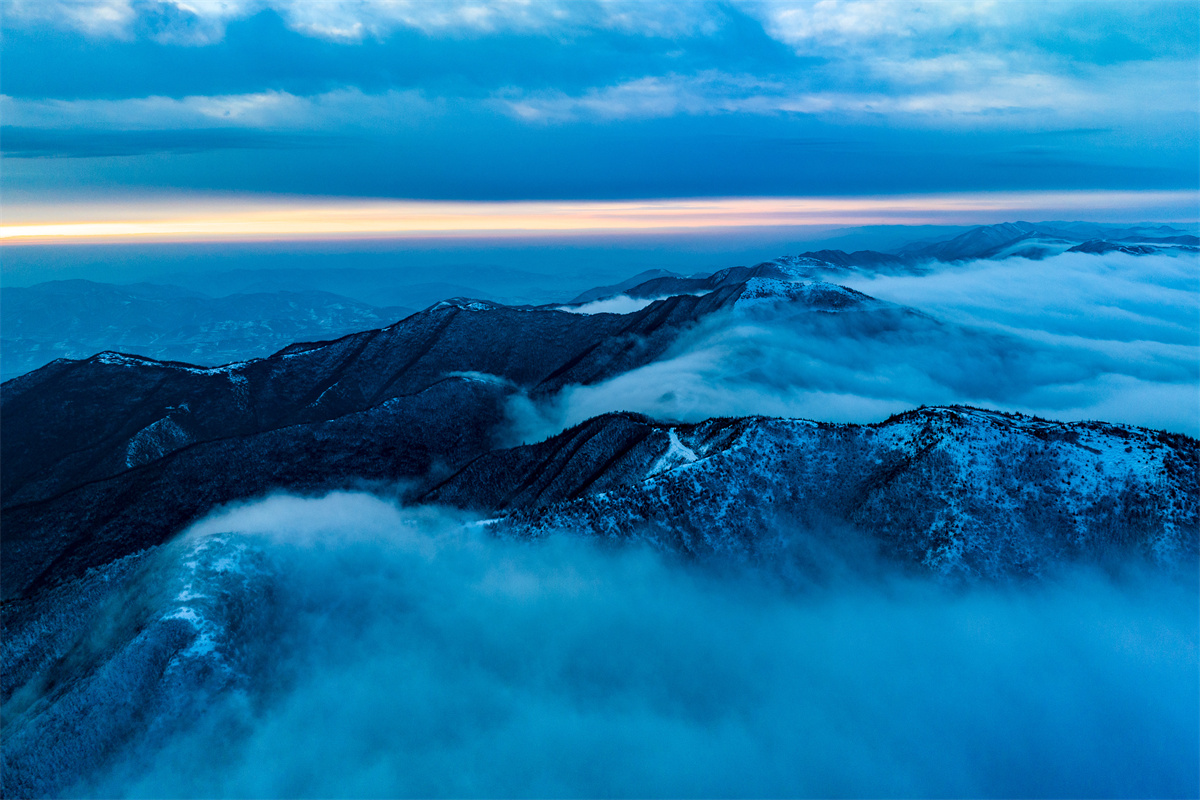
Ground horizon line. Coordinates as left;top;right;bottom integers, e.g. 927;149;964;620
2;190;1196;245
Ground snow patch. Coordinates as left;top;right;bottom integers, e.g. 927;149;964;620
648;429;700;477
430;299;501;312
445;371;518;387
92;351;254;376
125;416;193;468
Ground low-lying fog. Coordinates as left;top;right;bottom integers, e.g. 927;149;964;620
513;251;1199;442
71;493;1198;799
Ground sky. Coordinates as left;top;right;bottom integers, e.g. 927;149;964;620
2;0;1198;242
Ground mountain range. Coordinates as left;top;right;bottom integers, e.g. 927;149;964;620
3;266;1194;603
2;230;1197;796
571;222;1197;303
4;222;1194;384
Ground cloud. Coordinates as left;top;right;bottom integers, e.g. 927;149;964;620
3;2;1194;197
14;0;1192;57
16;491;1188;798
749;0;1198;63
557;294;688;315
4;0;721;44
4;0;141;39
9;63;1188;140
3;0;254;45
752;0;1001;48
0;88;435;132
734;1;1199;129
492;71;1075;124
492;58;1195;127
5;0;1194;153
840;250;1200;351
0;127;338;158
508;251;1199;443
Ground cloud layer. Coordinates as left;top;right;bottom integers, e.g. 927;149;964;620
64;492;1199;798
3;1;1195;199
511;251;1200;441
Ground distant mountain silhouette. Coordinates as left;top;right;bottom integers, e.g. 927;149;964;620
0;280;415;381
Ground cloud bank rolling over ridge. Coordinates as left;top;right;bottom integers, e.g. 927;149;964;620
509;251;1200;441
38;493;1196;798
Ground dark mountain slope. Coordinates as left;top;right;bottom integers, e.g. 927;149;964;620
569;269;685;303
1;287;744;509
4;273;1195;601
788;249;903;268
8;281;849;598
593;264;790;300
2;377;510;602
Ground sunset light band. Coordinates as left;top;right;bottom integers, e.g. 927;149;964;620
2;190;1194;244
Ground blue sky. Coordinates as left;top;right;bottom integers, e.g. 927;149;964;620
3;0;1198;203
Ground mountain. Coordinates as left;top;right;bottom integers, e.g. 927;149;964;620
565;222;1198;305
3;268;1197;798
563;262;865;303
0;280;415;381
569;269;686;303
5;273;1194;605
428;407;1196;580
892;221;1197;262
895;221;1042;260
6;282;826;599
1117;234;1200;245
1067;239;1199;255
6;404;1196;798
8;224;1191;378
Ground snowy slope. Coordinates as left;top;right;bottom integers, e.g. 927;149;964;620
473;407;1198;580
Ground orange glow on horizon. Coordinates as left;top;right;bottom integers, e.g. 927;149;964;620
1;191;1195;244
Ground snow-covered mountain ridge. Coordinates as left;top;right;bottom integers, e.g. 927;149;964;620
436;406;1197;580
4;264;1195;603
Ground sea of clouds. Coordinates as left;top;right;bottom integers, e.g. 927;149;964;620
50;493;1195;799
7;250;1197;799
510;250;1199;443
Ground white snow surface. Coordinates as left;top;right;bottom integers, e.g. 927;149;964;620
648;429;699;477
93;351;254;376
